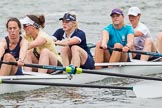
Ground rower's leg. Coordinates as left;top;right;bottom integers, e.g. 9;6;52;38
60;46;71;66
120;52;129;62
109;43;122;62
94;41;110;69
0;53;17;76
23;50;38;72
71;45;87;68
141;38;152;61
156;32;162;53
38;48;58;73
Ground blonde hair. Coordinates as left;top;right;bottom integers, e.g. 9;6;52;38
67;11;79;29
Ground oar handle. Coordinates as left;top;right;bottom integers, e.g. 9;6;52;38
100;46;123;52
0;61;17;65
108;47;123;52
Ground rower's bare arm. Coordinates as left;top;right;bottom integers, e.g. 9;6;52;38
19;38;29;61
56;37;80;46
55;40;68;46
127;34;134;48
28;37;46;50
0;39;6;59
101;30;109;49
134;30;144;37
66;37;80;45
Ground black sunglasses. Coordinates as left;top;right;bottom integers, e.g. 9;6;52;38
23;24;31;29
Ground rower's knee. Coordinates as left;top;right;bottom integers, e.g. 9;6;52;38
40;48;50;56
96;41;102;48
3;53;14;61
144;38;153;46
26;50;34;58
71;45;80;52
60;47;70;54
114;43;123;48
157;32;162;41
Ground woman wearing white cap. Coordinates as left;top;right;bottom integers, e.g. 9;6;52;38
128;7;158;61
21;15;62;73
52;11;94;69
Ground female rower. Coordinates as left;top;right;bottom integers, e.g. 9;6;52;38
0;17;28;76
52;11;94;69
21;15;62;73
127;7;157;61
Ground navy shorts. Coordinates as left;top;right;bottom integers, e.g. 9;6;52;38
80;55;94;69
15;67;23;75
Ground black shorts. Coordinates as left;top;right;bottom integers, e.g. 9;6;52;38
133;54;160;61
81;55;94;69
15;67;23;75
57;60;63;66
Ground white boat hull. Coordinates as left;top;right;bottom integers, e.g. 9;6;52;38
1;60;162;94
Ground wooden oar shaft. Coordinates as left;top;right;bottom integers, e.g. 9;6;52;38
82;69;162;81
1;80;133;90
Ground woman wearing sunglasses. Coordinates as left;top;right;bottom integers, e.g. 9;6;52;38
21;15;62;73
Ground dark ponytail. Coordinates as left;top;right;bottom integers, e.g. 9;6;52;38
27;14;45;28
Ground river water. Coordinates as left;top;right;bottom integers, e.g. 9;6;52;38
0;0;162;108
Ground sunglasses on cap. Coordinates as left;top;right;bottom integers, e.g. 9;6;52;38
23;24;32;29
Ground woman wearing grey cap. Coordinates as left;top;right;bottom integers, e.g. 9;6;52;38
52;11;94;69
21;15;62;73
128;7;158;61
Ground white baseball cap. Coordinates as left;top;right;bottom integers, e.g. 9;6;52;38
127;7;141;16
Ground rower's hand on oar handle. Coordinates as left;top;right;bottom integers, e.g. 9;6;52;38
122;45;130;53
100;46;107;50
55;40;68;46
17;58;24;66
100;42;108;50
